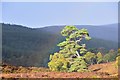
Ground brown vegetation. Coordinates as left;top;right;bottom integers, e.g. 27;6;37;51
0;62;118;79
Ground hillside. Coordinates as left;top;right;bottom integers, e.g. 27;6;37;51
38;24;118;42
2;23;118;67
2;23;60;67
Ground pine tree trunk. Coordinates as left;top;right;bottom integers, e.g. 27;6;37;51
76;51;80;57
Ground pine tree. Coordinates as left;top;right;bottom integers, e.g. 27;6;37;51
96;52;103;64
48;25;91;72
84;52;96;65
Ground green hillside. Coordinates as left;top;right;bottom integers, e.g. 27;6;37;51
2;23;118;67
2;23;60;67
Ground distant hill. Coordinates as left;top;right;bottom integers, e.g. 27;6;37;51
2;23;60;67
2;23;118;67
38;24;118;42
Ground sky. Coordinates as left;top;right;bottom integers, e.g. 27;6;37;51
2;2;118;28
